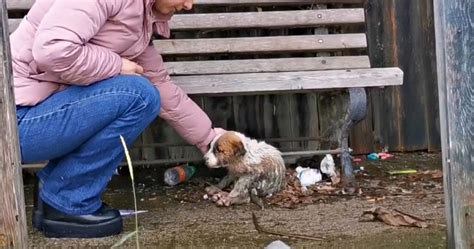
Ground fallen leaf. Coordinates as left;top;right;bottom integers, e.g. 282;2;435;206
361;207;428;228
331;173;341;185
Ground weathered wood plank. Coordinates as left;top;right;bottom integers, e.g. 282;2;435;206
166;56;370;75
171;9;364;30
367;0;440;152
193;0;365;4
171;68;403;95
7;18;20;33
434;0;473;247
6;0;31;10
313;3;336;152
6;0;365;10
0;0;28;247
9;9;364;33
156;34;367;55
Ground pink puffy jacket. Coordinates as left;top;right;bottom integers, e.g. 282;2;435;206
10;0;216;153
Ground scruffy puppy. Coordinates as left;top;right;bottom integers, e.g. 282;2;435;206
203;131;286;207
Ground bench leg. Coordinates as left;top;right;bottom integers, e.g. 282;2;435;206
339;88;367;193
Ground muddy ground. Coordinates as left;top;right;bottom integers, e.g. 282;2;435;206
24;152;446;248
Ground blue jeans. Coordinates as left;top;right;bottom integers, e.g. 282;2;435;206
16;75;160;215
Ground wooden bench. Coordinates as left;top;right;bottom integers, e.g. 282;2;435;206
8;0;403;190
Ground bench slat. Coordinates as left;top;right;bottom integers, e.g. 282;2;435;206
172;9;364;30
8;19;20;33
9;9;364;33
166;56;371;75
171;68;404;95
156;34;367;55
192;0;365;4
7;0;364;10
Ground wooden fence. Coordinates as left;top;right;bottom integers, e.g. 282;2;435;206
6;0;441;165
130;0;442;164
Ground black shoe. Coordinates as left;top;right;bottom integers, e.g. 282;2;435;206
32;178;43;231
41;201;123;238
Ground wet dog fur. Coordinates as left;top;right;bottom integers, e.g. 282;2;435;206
203;131;286;207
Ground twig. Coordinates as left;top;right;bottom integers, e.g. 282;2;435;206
315;192;358;197
388;191;444;197
252;213;325;241
394;209;428;221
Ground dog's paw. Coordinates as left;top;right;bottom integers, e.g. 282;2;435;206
205;185;222;196
211;191;229;203
216;194;232;207
215;194;251;207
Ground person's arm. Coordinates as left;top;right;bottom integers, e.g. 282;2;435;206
134;45;222;153
31;0;123;85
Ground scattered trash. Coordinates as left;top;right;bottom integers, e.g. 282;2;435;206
353;166;366;174
360;207;428;228
264;240;291;249
387;169;417;175
119;209;148;218
320;154;336;177
367;152;394;161
320;154;340;185
164;164;196;186
295;166;322;190
353;157;363;163
378;152;394;160
367;153;380;161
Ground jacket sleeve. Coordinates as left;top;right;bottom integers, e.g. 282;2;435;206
31;0;122;85
134;45;216;153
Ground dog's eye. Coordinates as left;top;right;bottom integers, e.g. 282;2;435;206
214;146;222;153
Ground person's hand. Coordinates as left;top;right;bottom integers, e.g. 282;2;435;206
120;58;144;75
199;127;228;154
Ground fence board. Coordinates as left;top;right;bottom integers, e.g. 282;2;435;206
0;0;28;246
434;0;474;247
367;0;440;152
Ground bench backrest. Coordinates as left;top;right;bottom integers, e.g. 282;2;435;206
8;0;404;96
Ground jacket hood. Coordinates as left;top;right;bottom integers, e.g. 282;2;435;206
145;0;173;38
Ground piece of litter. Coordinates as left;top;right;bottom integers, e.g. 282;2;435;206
353;158;363;163
203;194;209;200
264;240;291;249
387;169;417;175
378;152;394;160
295;166;322;189
320;154;336;177
367;153;379;161
119;209;148;217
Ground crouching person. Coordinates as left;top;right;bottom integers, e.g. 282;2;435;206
11;0;223;238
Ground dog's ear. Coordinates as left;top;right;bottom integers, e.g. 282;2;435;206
234;140;247;157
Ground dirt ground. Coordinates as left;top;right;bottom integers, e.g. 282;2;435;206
23;152;447;248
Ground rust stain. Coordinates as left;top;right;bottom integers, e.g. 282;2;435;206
389;2;399;66
388;0;403;150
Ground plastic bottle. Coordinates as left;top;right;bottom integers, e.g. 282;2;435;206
163;165;196;186
367;152;380;161
295;166;322;188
